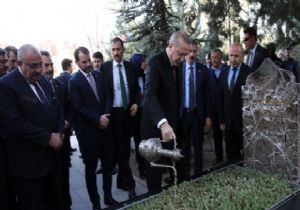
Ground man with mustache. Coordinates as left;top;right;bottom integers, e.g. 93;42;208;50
140;31;189;192
100;37;140;200
40;51;73;210
69;47;117;210
0;44;64;210
179;39;211;180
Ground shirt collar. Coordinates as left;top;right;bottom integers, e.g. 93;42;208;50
186;62;195;70
230;64;241;71
113;60;124;68
250;43;258;54
80;69;91;77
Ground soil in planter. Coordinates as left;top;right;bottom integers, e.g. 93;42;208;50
128;167;294;210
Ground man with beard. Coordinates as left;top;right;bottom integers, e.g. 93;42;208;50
40;50;72;210
140;31;189;192
69;47;117;210
209;49;227;164
100;38;140;200
0;44;64;210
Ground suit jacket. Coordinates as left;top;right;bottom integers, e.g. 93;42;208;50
219;63;252;131
69;70;111;135
208;64;227;115
0;70;64;178
249;44;270;71
55;71;71;87
100;60;140;110
179;62;210;122
141;50;180;139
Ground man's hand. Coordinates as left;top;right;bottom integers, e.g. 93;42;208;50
160;121;176;142
220;123;225;131
130;104;138;117
205;117;212;129
99;114;110;129
49;133;63;150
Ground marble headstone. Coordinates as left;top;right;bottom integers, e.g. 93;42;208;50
243;58;300;181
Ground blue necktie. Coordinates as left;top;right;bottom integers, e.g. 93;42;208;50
117;64;128;109
33;82;50;113
189;66;195;109
230;68;237;93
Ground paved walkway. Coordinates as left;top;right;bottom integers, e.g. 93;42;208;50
69;132;218;210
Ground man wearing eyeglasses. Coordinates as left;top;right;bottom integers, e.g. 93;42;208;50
41;50;73;210
243;27;269;71
0;44;64;210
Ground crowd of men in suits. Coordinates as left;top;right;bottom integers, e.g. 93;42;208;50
0;27;299;210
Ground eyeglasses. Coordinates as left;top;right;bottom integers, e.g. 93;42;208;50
0;59;8;64
9;59;17;63
24;62;43;69
44;63;53;67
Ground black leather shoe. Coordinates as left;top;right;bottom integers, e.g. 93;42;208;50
95;168;102;174
93;205;101;210
128;189;136;199
112;166;117;175
104;196;119;206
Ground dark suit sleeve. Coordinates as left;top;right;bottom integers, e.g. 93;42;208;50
0;81;50;146
219;72;225;125
69;78;100;127
130;64;141;105
143;63;165;127
203;66;211;118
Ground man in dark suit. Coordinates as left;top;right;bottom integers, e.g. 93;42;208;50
56;58;77;153
243;27;269;71
69;47;117;210
179;39;211;180
283;47;300;82
209;49;227;164
4;46;17;73
92;51;104;72
100;37;139;199
0;48;9;210
0;44;64;210
140;31;190;193
56;58;73;84
219;43;252;162
41;51;72;210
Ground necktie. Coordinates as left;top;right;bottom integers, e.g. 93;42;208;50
86;72;99;102
247;51;253;67
32;82;49;113
172;66;177;82
117;64;128;109
189;66;195;109
230;68;237;93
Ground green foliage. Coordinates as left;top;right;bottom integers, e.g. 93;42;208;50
115;0;300;58
128;167;294;210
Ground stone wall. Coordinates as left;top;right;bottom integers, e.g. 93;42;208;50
243;58;300;181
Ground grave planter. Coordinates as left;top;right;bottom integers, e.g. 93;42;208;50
121;165;300;210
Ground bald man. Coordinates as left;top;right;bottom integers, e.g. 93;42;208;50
0;44;64;210
219;43;252;163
